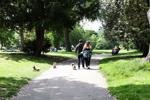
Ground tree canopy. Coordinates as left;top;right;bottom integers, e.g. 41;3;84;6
99;0;150;56
0;0;100;56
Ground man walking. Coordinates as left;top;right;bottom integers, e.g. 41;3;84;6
75;39;85;69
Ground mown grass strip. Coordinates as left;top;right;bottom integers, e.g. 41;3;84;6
99;50;150;100
0;52;71;99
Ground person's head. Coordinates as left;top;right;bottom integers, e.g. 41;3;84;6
86;41;90;45
79;39;83;43
83;41;91;49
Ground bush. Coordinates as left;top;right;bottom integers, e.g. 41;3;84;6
23;38;51;54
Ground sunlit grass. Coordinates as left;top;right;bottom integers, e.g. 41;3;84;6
99;51;150;100
93;49;138;54
46;50;76;59
0;53;52;99
93;49;112;54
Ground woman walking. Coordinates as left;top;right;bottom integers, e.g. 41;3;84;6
82;41;92;69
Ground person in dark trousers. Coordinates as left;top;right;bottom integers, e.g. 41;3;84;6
112;46;120;55
82;41;92;69
75;39;85;69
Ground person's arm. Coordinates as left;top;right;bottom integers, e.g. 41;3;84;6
75;44;79;53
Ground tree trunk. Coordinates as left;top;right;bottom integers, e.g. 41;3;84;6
64;28;72;52
0;41;2;50
147;44;150;56
19;28;24;51
144;44;150;62
142;44;149;57
35;25;44;56
145;8;150;61
53;32;60;49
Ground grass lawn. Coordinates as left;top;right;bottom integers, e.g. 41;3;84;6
93;50;112;54
93;49;138;54
99;50;150;100
46;50;76;59
0;52;70;99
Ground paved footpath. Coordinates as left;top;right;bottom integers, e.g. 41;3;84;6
12;54;116;100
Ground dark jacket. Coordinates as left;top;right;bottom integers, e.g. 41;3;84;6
75;43;84;54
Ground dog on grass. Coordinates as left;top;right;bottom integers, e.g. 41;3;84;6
33;66;40;71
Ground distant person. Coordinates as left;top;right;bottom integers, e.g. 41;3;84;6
82;41;92;69
75;39;85;69
112;46;120;55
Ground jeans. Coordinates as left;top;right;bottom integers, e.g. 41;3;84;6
84;57;91;68
77;54;84;69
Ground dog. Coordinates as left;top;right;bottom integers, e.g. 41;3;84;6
71;63;76;70
33;66;40;71
53;62;57;69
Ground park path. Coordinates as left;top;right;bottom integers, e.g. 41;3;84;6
12;54;116;100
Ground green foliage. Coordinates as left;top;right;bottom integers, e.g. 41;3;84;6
95;32;115;49
70;25;85;46
45;32;54;46
23;38;51;54
70;25;99;49
23;40;36;54
99;0;150;56
0;53;51;98
0;0;100;54
0;29;19;49
82;30;98;49
99;51;150;100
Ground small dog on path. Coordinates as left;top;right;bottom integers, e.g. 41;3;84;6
71;63;76;70
53;62;57;69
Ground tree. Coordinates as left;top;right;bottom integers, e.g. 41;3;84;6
0;0;100;55
50;0;100;52
0;29;18;49
100;0;150;56
144;0;150;61
69;25;85;46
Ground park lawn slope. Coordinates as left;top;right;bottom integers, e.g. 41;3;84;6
99;51;150;100
46;51;76;59
0;52;69;99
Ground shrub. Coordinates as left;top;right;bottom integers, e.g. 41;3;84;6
23;38;51;54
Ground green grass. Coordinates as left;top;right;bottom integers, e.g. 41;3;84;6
99;50;150;100
46;51;76;59
93;49;138;54
93;50;112;54
0;52;70;99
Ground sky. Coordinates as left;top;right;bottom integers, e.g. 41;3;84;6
80;19;102;32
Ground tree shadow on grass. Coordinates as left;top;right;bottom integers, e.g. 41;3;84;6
0;77;30;100
109;84;150;100
0;53;70;64
118;51;141;56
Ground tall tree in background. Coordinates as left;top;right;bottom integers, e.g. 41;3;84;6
100;0;150;57
146;0;150;61
0;0;100;55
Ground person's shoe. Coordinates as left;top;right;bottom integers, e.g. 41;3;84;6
87;67;90;69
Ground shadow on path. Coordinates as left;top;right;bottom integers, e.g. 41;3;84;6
11;54;116;100
12;77;114;100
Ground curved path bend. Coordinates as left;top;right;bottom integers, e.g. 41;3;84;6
12;54;116;100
